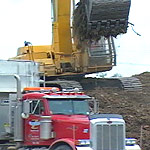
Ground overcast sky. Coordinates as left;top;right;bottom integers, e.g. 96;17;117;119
0;0;150;77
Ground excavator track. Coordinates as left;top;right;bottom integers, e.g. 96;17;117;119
44;77;142;92
45;80;83;91
80;77;142;91
73;0;131;47
118;77;142;91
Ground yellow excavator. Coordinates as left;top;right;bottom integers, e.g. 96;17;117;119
11;0;132;90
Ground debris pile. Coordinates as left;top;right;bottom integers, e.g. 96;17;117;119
86;72;150;150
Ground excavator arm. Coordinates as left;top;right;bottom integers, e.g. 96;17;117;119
51;0;72;55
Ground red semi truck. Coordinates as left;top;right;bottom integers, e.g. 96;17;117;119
0;76;140;150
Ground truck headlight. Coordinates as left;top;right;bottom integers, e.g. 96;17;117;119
75;139;90;146
126;138;137;146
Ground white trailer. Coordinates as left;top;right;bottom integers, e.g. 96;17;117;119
0;60;40;140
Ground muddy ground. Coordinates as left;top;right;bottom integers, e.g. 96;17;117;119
86;72;150;150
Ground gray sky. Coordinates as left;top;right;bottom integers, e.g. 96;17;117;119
0;0;150;77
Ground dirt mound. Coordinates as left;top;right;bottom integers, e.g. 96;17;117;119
86;72;150;150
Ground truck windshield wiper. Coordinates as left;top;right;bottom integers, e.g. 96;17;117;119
74;113;86;115
54;112;71;115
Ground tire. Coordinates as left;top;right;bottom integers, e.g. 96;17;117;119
0;146;8;150
54;145;72;150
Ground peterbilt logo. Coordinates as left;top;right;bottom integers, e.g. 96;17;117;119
83;129;89;133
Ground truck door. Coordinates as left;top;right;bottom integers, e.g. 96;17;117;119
23;99;44;143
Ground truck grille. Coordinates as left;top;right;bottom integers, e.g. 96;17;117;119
96;124;124;150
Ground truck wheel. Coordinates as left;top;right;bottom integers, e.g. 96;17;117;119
54;145;72;150
1;146;8;150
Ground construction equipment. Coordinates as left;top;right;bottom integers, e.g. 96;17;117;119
73;0;131;47
80;76;143;91
10;0;131;80
0;77;141;150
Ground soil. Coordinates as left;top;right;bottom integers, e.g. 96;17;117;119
85;72;150;150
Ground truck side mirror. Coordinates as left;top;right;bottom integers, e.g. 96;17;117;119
21;100;30;119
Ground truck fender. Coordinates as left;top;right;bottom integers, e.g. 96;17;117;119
49;138;76;150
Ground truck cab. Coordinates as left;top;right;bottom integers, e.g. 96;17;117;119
21;87;91;150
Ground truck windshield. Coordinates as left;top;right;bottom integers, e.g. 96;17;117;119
48;99;89;115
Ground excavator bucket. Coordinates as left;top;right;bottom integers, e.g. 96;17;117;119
73;0;131;47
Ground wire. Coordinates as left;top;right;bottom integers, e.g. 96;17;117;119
128;22;141;36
